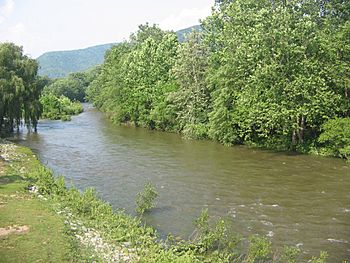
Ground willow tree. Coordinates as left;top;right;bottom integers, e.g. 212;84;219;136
0;42;42;134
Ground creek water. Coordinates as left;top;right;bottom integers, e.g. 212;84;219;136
12;104;350;261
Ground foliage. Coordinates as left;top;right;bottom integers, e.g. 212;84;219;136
191;209;240;261
136;182;159;214
40;93;83;121
43;70;96;102
87;25;179;130
172;32;211;139
310;251;328;263
86;1;350;159
206;0;345;150
246;236;272;263
0;42;43;134
318;118;350;159
281;246;300;263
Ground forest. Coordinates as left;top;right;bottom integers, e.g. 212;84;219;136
86;0;350;159
1;0;349;158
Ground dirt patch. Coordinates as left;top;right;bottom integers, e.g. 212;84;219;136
0;225;30;237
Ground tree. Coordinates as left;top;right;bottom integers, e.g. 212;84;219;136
43;71;92;102
206;0;344;149
0;42;42;134
172;32;211;139
87;25;179;130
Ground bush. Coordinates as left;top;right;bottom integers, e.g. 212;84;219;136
281;246;300;263
136;182;158;214
40;93;83;121
311;251;328;263
185;209;240;261
29;166;66;195
318;118;350;159
182;123;208;140
246;236;272;263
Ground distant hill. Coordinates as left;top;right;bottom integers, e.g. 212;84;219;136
37;43;115;78
176;25;202;42
37;25;201;78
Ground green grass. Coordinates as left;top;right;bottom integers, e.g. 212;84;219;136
0;145;94;263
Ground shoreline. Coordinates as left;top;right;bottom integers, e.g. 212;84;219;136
0;140;335;262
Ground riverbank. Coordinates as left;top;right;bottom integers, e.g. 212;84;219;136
0;140;334;262
0;141;98;262
0;140;145;262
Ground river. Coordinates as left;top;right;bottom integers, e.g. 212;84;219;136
11;104;350;261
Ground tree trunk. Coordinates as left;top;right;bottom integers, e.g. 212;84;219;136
298;115;305;143
292;129;297;150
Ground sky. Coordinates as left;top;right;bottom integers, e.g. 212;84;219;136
0;0;214;58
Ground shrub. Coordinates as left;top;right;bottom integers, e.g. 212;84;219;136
246;235;272;263
311;251;328;263
136;182;158;214
182;123;208;140
318;118;350;159
40;94;83;121
190;209;240;261
281;246;300;263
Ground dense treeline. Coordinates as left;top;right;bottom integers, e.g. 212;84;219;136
0;43;43;133
87;0;350;158
43;69;98;102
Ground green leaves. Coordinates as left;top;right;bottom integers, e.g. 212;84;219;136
87;1;349;158
0;42;42;133
172;32;211;139
318;118;350;159
87;26;179;130
135;182;158;215
40;93;83;121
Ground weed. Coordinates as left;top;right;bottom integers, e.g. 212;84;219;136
136;182;158;214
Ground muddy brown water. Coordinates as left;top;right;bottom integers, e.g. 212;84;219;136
11;104;350;261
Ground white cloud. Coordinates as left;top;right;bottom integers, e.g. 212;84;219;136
9;22;25;36
0;22;25;44
160;4;212;31
0;22;38;56
0;0;14;24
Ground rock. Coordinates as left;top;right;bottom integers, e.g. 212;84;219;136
28;185;38;194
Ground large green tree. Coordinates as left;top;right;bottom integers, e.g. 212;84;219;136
0;43;42;133
171;32;211;139
206;0;347;149
43;70;94;102
87;24;179;129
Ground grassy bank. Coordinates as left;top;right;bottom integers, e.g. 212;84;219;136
0;142;96;262
0;140;336;262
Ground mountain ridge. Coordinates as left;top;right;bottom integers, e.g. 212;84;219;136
37;25;201;78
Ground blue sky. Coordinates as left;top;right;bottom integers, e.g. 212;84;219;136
0;0;213;57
